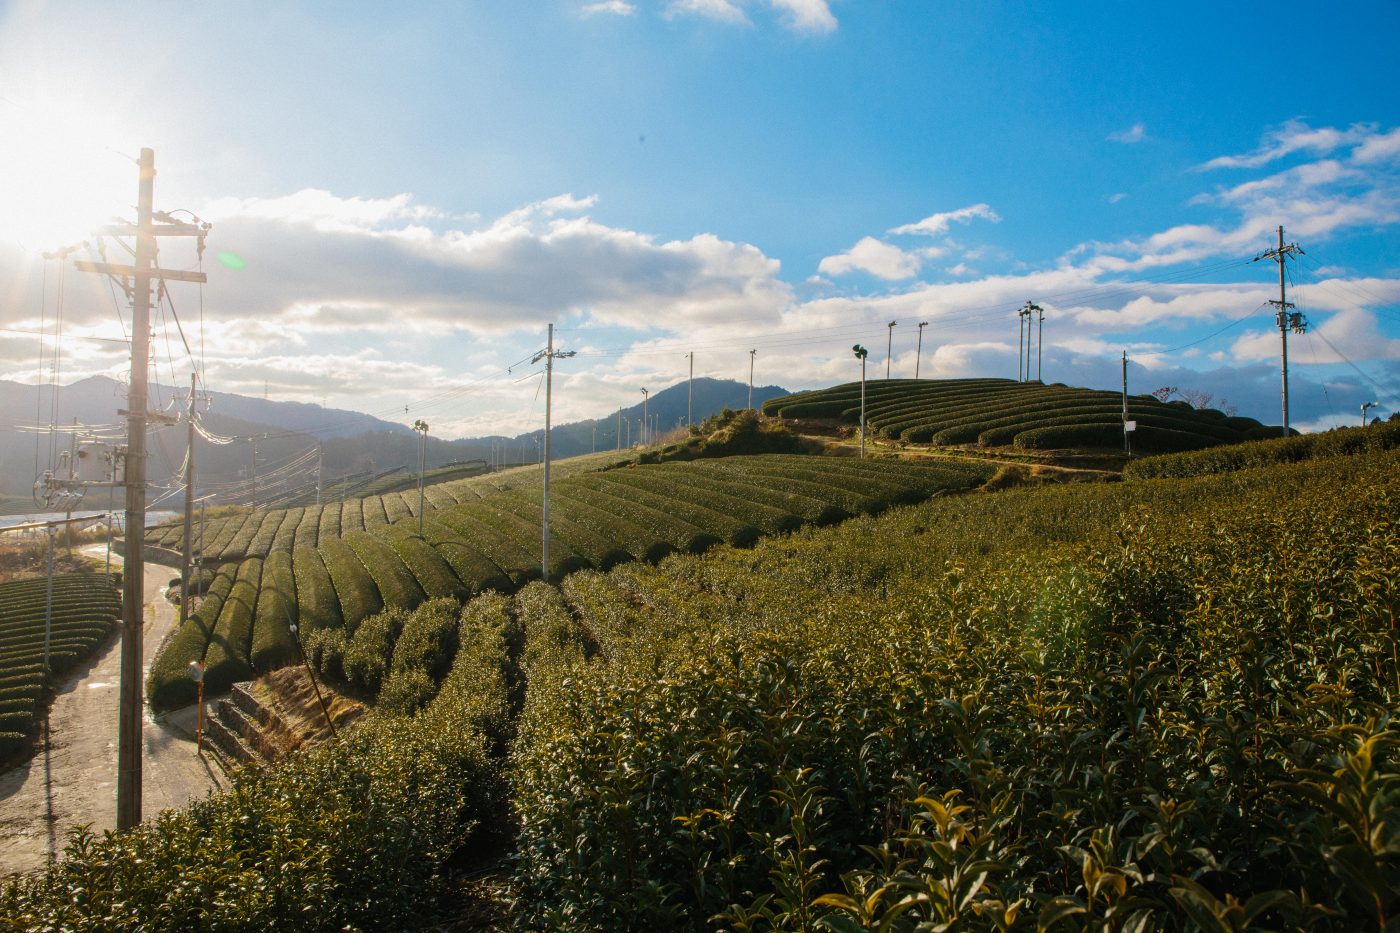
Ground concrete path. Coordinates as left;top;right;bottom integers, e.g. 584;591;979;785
0;547;224;877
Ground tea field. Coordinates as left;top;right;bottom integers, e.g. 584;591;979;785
0;573;121;759
763;377;1278;452
5;434;1397;930
143;450;628;564
146;454;993;707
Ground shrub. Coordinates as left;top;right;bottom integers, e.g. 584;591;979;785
342;607;407;695
0;707;498;930
250;550;299;672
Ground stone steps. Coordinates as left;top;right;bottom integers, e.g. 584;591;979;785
201;681;298;777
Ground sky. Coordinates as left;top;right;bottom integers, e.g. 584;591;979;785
0;0;1397;440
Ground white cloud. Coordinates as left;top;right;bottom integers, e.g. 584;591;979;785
1108;192;1127;204
666;0;750;25
1353;126;1400;165
889;203;1001;237
768;0;836;33
817;237;920;280
1108;122;1146;144
581;0;637;15
663;0;835;32
1199;119;1373;170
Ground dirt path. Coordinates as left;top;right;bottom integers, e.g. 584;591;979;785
0;547;224;876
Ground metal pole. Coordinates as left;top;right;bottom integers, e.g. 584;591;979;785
543;324;554;581
315;442;322;506
118;146;155;830
688;351;694;426
860;356;867;458
416;424;427;537
44;526;54;674
616;409;622;451
1037;307;1044;383
181;373;196;626
886;322;895;380
916;322;927;379
1122;351;1131;457
1017;311;1024;381
641;388;649;446
249;437;258;508
1277;225;1290;436
748;349;755;410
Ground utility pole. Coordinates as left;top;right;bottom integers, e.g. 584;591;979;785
1361;401;1378;426
1122;351;1132;457
533;324;574;581
315;442;323;506
1036;305;1045;382
1254;226;1306;437
640;388;649;446
1018;302;1043;383
1017;308;1026;381
915;322;928;379
853;345;868;458
616;409;622;451
248;436;259;508
413;420;429;536
687;351;694;426
886;321;896;380
180;373;196;626
748;349;756;410
74;148;208;831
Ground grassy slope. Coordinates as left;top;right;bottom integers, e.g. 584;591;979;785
7;443;1397;928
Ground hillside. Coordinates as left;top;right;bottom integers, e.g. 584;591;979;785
145;453;995;707
1;376;786;508
4;431;1396;928
763;377;1281;453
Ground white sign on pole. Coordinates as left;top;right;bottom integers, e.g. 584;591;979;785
1124;421;1137;432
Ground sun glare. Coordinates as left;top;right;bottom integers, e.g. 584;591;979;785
0;98;136;252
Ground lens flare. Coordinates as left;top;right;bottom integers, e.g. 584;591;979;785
218;251;246;271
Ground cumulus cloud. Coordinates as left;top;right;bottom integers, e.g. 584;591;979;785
1108;122;1146;144
817;237;920;280
888;203;1001;237
580;0;636;15
195;190;791;335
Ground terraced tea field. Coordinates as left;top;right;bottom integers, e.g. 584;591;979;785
764;377;1277;451
0;573;121;758
147;454;992;707
144;450;627;564
10;435;1397;930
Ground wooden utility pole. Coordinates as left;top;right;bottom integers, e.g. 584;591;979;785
1256;226;1305;437
915;322;928;379
74;148;208;831
180;372;196;626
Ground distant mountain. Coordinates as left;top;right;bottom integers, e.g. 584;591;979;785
0;376;788;505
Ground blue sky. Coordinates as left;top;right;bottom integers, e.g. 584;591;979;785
0;0;1397;438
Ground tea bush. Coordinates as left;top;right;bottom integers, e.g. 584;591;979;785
0;701;499;930
511;449;1400;930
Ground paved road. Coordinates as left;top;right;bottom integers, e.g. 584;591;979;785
0;547;224;876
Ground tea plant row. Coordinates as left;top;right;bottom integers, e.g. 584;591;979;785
144;449;625;563
7;444;1395;928
763;377;1279;451
146;455;990;708
0;573;121;758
